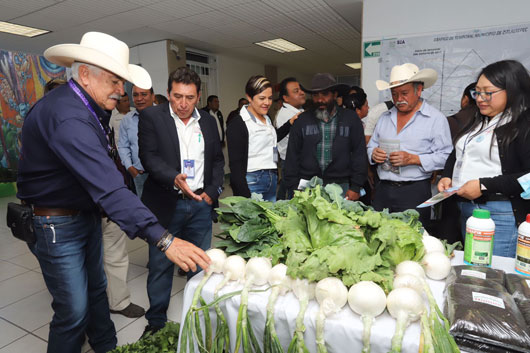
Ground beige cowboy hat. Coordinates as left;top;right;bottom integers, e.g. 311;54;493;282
375;63;437;91
44;32;152;90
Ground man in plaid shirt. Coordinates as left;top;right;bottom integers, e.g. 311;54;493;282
284;73;367;199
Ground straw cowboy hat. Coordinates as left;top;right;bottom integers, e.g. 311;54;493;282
375;63;437;91
302;73;350;95
44;32;152;90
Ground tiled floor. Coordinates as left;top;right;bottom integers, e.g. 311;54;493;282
0;182;230;352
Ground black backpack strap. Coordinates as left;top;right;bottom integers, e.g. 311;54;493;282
384;100;394;110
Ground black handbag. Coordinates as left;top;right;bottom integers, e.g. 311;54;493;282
6;202;36;244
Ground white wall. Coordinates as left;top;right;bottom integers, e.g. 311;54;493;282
130;40;169;96
361;0;530;106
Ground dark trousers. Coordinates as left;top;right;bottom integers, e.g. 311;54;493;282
31;211;117;353
372;179;432;227
276;159;288;200
145;199;212;328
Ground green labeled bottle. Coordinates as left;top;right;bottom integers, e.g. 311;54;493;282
464;209;495;267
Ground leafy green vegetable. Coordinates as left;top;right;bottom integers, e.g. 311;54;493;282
110;322;180;353
215;177;425;293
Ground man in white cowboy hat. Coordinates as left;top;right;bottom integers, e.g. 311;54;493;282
366;63;452;226
16;32;210;353
284;73;367;198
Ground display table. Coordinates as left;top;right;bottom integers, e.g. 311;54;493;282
179;251;516;353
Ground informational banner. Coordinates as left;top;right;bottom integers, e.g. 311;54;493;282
379;23;530;115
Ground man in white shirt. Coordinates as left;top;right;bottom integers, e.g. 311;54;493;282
275;77;305;199
138;67;224;335
202;95;225;143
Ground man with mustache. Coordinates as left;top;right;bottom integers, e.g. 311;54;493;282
16;32;210;353
367;63;452;226
284;73;367;199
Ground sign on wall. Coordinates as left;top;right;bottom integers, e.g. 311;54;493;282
379;23;530;115
363;40;381;58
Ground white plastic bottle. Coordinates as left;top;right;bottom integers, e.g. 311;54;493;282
464;209;495;267
515;214;530;276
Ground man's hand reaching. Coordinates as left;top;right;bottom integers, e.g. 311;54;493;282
174;173;202;201
164;237;211;273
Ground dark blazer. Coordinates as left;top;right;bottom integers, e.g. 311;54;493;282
226;112;291;197
442;109;530;226
138;103;224;227
284;107;368;193
201;107;225;143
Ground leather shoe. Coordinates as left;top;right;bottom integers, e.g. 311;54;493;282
110;303;145;318
142;324;163;338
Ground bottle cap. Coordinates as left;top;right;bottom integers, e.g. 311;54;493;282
472;209;491;219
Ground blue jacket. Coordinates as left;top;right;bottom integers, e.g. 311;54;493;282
17;81;165;245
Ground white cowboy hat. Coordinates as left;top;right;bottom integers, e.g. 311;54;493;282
375;63;437;91
44;32;152;90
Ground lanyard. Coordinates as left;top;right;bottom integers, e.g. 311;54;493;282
460;119;497;159
68;79;111;151
175;112;200;160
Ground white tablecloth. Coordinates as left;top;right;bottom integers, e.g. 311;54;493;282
180;251;516;353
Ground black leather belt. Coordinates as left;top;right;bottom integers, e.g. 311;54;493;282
176;188;204;200
34;207;79;216
381;179;429;187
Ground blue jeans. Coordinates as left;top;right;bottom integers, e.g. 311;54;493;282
145;199;212;328
246;169;278;202
458;200;518;257
133;172;148;198
31;211;116;353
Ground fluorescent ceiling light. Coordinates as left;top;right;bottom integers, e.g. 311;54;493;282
254;38;305;53
0;21;50;37
345;63;362;69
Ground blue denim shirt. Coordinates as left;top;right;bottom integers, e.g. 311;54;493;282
118;110;144;171
366;100;453;181
17;81;165;245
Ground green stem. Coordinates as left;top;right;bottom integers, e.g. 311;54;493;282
361;315;374;353
235;279;252;353
390;313;409;353
315;306;328;353
420;312;434;353
265;286;283;353
295;297;309;353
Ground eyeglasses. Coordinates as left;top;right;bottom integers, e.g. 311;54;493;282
470;89;504;101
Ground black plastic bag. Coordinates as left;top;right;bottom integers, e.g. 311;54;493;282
445;283;530;352
505;273;530;327
445;265;506;292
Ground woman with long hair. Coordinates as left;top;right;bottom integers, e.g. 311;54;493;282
438;59;530;257
226;75;297;201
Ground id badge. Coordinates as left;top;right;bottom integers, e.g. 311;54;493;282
273;146;278;164
183;159;195;179
452;159;463;186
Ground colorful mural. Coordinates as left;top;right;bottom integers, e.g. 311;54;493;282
0;49;65;176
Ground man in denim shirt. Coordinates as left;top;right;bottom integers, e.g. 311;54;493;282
367;63;452;226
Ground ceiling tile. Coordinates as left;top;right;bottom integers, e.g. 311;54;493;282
26;2;110;24
211;21;262;37
0;5;28;20
183;29;247;48
264;0;323;13
110;7;177;25
289;5;359;38
67;0;140;14
250;13;295;31
184;11;237;28
150;19;206;35
123;0;164;5
147;0;211;18
0;0;59;12
268;25;320;43
220;1;278;20
8;12;73;31
195;0;254;9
